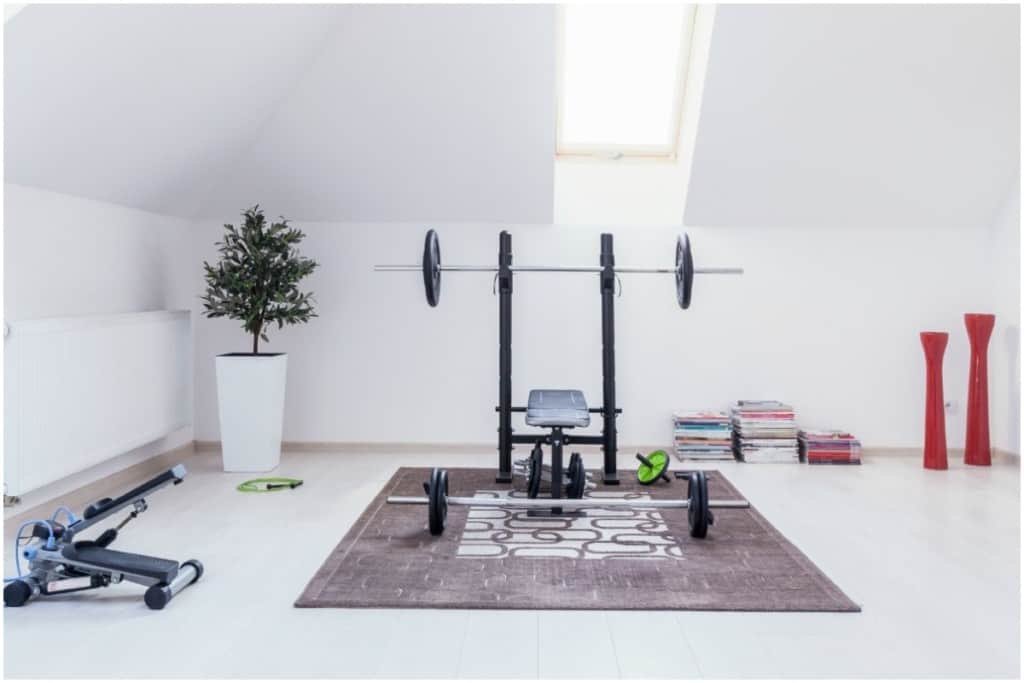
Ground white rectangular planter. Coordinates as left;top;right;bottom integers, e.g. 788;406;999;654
215;353;287;472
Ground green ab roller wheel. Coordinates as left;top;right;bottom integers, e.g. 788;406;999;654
636;450;671;484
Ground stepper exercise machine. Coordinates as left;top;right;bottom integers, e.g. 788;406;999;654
4;464;203;610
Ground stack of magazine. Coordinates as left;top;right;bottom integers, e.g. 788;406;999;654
798;430;862;464
673;411;733;460
731;400;799;463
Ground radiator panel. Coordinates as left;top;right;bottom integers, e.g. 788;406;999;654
4;310;191;496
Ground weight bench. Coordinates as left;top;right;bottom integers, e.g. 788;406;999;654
4;464;203;610
522;390;590;510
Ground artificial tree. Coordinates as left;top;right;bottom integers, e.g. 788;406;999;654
202;206;318;353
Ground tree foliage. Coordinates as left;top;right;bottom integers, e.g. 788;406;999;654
202;206;318;353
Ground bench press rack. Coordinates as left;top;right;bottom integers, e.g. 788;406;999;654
494;231;622;485
376;228;744;490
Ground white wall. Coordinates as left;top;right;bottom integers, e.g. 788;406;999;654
192;220;1000;451
3;184;197;504
986;183;1021;454
4;184;196;320
554;160;688;226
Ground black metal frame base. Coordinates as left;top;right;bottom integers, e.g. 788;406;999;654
526;508;584;518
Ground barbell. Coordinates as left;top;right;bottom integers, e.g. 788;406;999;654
387;468;750;538
374;230;744;309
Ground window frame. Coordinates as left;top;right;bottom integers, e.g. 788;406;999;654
554;4;699;161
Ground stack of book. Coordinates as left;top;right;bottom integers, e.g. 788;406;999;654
798;430;862;464
731;400;800;463
673;411;733;460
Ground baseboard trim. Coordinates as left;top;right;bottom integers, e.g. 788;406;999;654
861;446;1019;462
3;441;198;532
194;441;1021;461
194;440;671;455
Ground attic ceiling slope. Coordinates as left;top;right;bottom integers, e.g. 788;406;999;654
4;4;339;218
195;3;557;223
684;4;1020;229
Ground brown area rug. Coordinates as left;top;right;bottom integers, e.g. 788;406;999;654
296;467;859;611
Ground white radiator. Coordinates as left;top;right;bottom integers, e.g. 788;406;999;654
4;310;192;496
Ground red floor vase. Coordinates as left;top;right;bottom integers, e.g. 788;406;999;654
920;332;949;470
964;313;996;466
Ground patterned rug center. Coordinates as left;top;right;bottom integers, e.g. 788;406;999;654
457;490;685;560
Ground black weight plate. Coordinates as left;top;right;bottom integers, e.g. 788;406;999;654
422;229;442;307
528;449;542;499
687;471;709;538
675;234;694;310
428;468;447;535
567;453;585;499
441;469;448;530
568;451;581;480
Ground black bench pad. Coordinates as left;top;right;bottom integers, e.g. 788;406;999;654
62;544;179;584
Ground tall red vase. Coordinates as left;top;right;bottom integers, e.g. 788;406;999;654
920;332;949;470
964;313;996;466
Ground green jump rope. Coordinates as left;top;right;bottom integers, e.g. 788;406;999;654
236;478;304;493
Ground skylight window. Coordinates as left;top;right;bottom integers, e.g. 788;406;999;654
557;4;696;159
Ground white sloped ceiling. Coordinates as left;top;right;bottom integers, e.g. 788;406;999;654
5;4;1016;228
196;4;556;223
5;3;557;223
4;4;340;218
684;4;1020;228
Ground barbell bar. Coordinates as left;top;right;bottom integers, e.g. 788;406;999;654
373;229;744;310
374;265;744;275
389;468;749;538
386;495;750;510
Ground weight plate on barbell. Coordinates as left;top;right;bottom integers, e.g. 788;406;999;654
687;471;710;538
675;233;694;310
422;229;442;307
428;467;448;535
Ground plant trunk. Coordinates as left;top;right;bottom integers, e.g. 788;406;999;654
252;330;259;354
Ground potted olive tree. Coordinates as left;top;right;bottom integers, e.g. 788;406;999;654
202;206;318;472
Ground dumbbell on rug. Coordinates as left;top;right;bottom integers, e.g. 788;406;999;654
514;449;590;499
512;460;595;488
514;443;594;483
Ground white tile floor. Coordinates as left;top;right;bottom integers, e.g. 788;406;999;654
4;449;1020;679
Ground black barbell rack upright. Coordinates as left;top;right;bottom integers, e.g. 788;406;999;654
496;230;514;483
599;233;620;485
